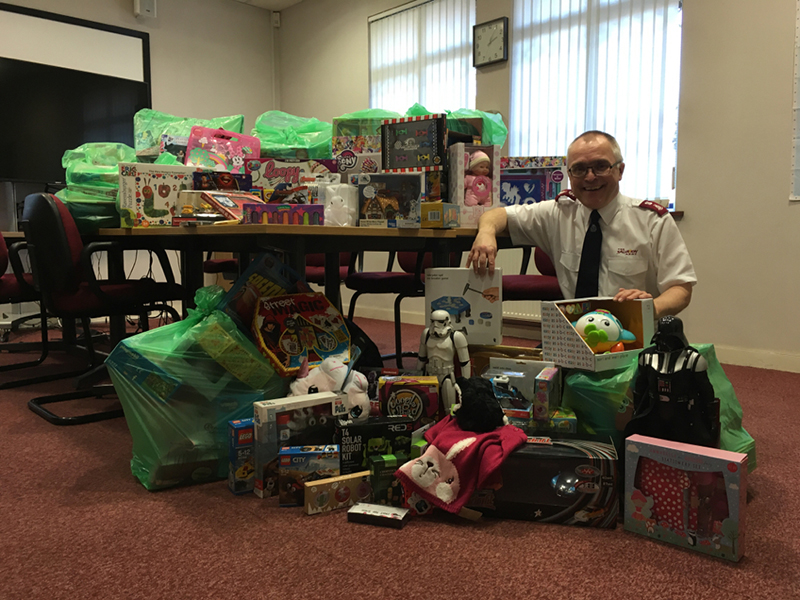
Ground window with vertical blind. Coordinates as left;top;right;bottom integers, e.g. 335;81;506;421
509;0;682;205
791;0;800;199
369;0;476;114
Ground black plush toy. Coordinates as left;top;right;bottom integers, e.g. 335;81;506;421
453;376;507;433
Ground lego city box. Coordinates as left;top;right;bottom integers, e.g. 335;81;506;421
335;415;415;475
228;418;255;495
541;298;655;372
467;436;619;528
304;470;373;515
424;267;503;345
625;435;747;562
118;162;196;227
277;444;340;507
377;375;440;431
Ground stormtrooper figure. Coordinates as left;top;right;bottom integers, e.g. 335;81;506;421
417;310;471;414
624;316;720;448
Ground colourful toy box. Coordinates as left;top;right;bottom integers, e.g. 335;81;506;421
541;298;654;372
278;444;340;507
625;434;747;562
304;470;373;515
336;415;415;475
420;202;460;228
381;114;447;173
534;366;561;422
245;158;337;191
357;172;424;228
467;436;619;528
499;156;567;204
252;292;350;377
447;143;502;227
369;453;408;507
424;267;503;345
528;407;578;434
243;203;324;225
253;391;347;498
118;162;196;227
377;375;440;431
228;418;255;495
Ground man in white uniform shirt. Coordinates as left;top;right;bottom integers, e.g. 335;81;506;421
467;131;696;318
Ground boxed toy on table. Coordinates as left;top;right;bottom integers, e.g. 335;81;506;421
541;298;654;372
245;158;338;202
380;113;447;173
118;162;197;227
278;444;340;507
467;436;619;528
424;267;503;345
192;171;253;192
420;202;460;228
357;172;424;228
447;143;502;227
184;126;261;173
243;203;324;225
252;292;350;377
377;375;440;431
105;286;288;491
336;415;415;475
304;470;373;515
499;156;567;205
624;434;747;562
253;391;347;498
332;108;399;159
200;190;264;222
228;418;256;495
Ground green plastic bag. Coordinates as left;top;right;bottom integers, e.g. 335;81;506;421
561;343;757;471
56;194;120;233
106;286;291;491
61;143;136;189
405;104;509;146
133;108;244;159
251;110;332;159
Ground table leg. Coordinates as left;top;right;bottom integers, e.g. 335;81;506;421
181;246;205;313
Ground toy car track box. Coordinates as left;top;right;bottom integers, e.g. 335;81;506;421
377;375;440;431
420;202;460;228
467;436;618;528
228;418;256;495
357;172;424;228
381;114;447;173
304;470;373;515
278;444;340;507
447;143;501;227
541;298;654;372
336;415;414;476
253;391;347;498
252;292;350;377
534;367;561;422
369;453;408;507
624;434;747;562
118;162;196;227
499;156;567;204
425;267;503;345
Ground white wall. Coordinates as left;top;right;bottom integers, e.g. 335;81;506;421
279;0;800;372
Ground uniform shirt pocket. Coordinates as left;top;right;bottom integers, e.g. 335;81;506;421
560;252;581;273
607;257;648;276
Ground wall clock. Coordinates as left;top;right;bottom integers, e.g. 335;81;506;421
473;16;508;68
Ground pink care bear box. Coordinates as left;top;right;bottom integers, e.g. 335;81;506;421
447;143;501;227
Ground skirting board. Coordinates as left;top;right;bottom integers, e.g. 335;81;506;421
713;344;800;374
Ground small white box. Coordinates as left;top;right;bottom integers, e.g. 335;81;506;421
541;298;654;371
424;267;503;345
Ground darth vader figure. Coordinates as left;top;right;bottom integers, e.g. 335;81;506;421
624;316;720;448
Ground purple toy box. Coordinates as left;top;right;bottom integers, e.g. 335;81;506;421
243;203;324;225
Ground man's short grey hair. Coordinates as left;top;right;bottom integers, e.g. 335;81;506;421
568;130;624;162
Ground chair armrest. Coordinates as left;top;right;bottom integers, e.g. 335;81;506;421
7;241;36;294
413;252;425;286
386;251;397;272
80;241;124;303
347;251;362;277
520;247;532;275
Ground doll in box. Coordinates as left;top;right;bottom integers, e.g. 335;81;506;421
464;150;493;207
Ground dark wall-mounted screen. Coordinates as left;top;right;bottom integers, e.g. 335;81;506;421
0;57;150;183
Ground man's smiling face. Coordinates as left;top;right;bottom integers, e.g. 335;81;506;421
567;135;625;210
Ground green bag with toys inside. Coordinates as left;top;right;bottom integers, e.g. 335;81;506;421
251;110;333;159
561;343;757;471
133;108;244;161
105;286;290;490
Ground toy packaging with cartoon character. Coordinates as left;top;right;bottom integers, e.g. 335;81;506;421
377;375;440;431
252;292;350;377
304;470;373;515
118;162;197;227
499;156;567;205
357;172;424;228
624;434;747;562
184;126;260;174
335;415;414;475
277;444;340;507
228;418;256;495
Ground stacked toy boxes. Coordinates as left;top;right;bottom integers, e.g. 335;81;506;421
499;156;568;207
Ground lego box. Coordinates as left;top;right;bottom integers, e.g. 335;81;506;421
304;470;373;515
541;298;654;371
625;435;747;562
228;418;255;495
278;444;340;507
377;375;440;431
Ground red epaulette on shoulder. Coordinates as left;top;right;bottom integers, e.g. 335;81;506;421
555;190;577;202
638;200;668;216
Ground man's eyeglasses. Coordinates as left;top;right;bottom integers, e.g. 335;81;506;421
567;160;622;178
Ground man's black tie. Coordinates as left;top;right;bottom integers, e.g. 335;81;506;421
575;209;602;298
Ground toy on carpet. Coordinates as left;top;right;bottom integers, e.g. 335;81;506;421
394;376;526;515
572;309;636;353
624;316;720;448
417;310;471;414
289;356;369;423
463;150;492;207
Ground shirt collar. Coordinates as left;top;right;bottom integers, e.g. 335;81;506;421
580;193;622;225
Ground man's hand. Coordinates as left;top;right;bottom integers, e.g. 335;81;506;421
481;287;500;303
613;288;653;302
614;283;692;319
467;230;498;276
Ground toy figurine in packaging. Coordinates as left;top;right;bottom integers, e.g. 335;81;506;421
624;316;721;448
572;309;637;354
417;310;471;414
464;150;493;207
184;126;260;173
357;172;424;228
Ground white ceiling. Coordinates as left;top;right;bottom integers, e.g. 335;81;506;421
235;0;304;10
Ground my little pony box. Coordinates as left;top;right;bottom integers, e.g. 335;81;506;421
541;298;654;372
624;434;747;562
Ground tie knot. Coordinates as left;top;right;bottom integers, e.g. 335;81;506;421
590;210;601;224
